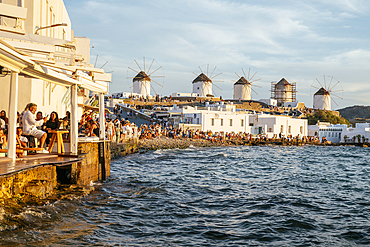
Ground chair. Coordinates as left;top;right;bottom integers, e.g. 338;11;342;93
23;135;38;153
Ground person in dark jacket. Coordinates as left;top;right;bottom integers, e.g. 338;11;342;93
45;111;60;144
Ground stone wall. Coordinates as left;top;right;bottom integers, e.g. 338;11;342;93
77;141;111;185
0;165;57;199
110;139;139;159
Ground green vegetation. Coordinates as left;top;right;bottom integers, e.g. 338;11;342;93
306;110;350;126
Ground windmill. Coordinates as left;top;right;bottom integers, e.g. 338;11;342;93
126;57;164;97
311;75;343;110
233;68;261;100
192;64;223;97
271;78;297;105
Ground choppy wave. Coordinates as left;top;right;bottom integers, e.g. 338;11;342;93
1;145;370;246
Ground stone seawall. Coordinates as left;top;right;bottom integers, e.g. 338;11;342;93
138;137;231;150
137;137;370;151
110;139;139;159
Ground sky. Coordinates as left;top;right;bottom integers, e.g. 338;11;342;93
63;0;370;109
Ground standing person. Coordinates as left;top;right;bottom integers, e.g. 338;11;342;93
106;119;115;142
115;119;121;143
22;103;48;153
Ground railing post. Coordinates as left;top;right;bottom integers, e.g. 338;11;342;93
7;72;19;160
70;84;78;154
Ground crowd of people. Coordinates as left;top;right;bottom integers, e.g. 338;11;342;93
0;103;70;154
0;101;326;158
136;123;322;145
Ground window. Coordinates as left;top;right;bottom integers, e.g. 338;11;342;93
268;128;272;132
211;118;214;126
229;119;233;126
249;123;254;126
288;126;291;134
240;119;244;127
18;0;22;7
280;125;284;133
220;118;223;126
335;132;338;137
300;126;303;134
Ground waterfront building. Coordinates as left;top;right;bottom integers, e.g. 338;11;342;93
308;122;370;143
168;102;308;138
0;0;111;159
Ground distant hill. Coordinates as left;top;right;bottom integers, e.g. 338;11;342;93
338;105;370;122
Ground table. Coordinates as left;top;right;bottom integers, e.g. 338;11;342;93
48;130;69;154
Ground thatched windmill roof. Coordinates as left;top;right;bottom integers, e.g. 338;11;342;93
234;76;250;85
133;71;151;81
314;87;330;95
192;73;212;84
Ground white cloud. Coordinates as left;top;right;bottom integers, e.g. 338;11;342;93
63;0;370;108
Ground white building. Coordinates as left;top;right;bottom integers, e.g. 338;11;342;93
308;122;370;143
168;102;308;137
0;0;111;118
258;99;277;106
0;0;111;158
308;122;345;143
192;73;212;97
171;92;198;97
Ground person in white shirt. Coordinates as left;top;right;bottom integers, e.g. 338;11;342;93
22;103;48;152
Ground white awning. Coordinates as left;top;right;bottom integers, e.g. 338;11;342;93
22;64;80;87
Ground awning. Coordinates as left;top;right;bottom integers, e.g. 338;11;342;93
78;103;112;114
0;39;34;72
0;32;75;49
22;64;80;87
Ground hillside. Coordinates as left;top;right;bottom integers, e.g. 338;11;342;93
338;105;370;122
306;110;349;125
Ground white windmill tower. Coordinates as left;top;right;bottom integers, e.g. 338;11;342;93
126;57;164;97
312;75;343;110
233;68;261;100
192;64;222;97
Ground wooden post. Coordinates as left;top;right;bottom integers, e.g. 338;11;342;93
7;72;19;160
70;84;78;154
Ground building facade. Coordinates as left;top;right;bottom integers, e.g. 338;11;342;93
0;0;110;117
169;102;308;137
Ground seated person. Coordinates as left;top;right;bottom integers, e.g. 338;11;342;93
36;111;43;130
87;120;98;137
0;129;7;149
0;118;5;130
60;117;69;129
45;111;60;144
22;103;48;153
0;110;9;125
16;127;27;148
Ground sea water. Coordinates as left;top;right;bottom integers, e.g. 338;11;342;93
1;145;369;246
